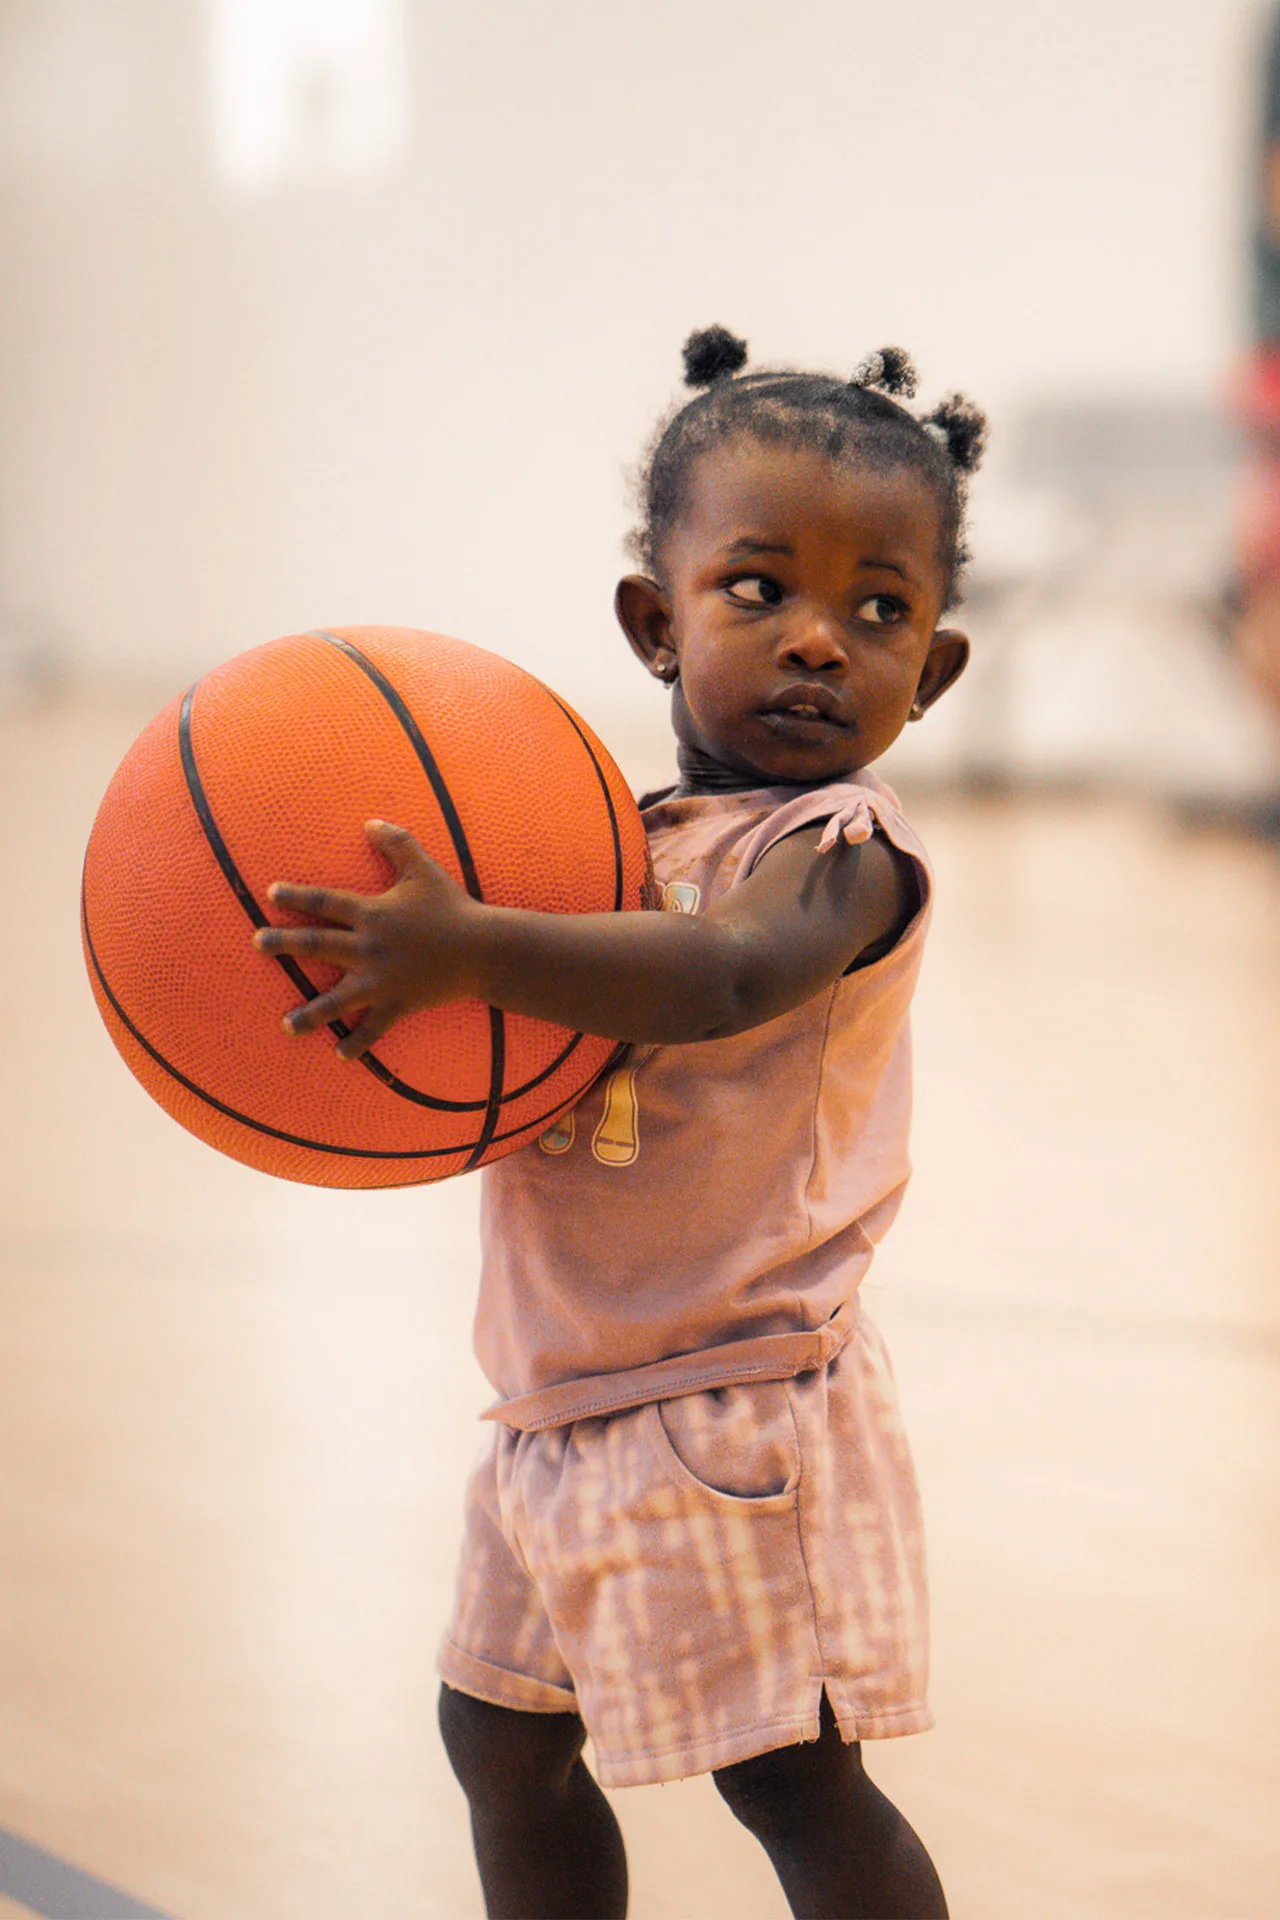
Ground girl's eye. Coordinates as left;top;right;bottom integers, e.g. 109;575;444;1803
857;594;906;627
726;575;783;608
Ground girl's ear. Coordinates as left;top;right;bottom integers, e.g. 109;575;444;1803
909;628;969;719
615;575;679;684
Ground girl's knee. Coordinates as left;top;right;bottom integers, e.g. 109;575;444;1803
713;1709;882;1839
438;1684;588;1809
714;1741;826;1833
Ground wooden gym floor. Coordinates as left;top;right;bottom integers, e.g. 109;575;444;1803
2;697;1279;1919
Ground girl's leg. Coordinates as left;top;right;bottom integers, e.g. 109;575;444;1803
712;1693;947;1920
438;1684;628;1920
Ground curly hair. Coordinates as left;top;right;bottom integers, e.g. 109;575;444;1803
630;328;987;610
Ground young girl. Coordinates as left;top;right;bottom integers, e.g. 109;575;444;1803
255;327;985;1920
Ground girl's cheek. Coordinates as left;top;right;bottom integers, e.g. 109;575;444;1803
684;657;732;711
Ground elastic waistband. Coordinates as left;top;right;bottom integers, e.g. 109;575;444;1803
481;1296;862;1432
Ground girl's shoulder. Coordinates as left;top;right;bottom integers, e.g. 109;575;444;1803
640;772;928;889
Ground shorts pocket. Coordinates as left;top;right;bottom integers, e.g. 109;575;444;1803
651;1380;801;1508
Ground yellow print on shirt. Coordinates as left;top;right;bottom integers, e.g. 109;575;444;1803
538;881;700;1163
590;1048;655;1165
537;1110;575;1154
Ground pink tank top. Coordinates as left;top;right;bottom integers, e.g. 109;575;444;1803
475;771;932;1429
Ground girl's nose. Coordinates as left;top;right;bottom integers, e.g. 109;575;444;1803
779;612;849;673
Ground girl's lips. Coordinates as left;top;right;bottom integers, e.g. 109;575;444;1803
758;709;850;745
760;690;849;728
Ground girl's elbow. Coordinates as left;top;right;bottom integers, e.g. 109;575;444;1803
657;932;771;1042
649;978;753;1044
696;970;773;1040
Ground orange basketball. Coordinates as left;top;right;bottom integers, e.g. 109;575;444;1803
82;626;656;1188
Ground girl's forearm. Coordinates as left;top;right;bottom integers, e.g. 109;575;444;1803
460;903;749;1044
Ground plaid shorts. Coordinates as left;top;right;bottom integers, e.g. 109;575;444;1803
438;1312;932;1787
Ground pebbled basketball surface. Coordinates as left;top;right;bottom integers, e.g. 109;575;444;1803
82;627;655;1187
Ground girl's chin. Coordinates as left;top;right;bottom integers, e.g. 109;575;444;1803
738;730;862;784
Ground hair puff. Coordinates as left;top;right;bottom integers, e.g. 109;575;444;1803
682;325;749;388
851;346;918;399
923;394;987;474
631;333;987;608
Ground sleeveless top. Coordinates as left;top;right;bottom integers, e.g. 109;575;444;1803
474;769;932;1430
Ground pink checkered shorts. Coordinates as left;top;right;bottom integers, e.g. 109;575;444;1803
438;1311;932;1788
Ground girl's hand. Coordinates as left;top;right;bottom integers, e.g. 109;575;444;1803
253;820;481;1059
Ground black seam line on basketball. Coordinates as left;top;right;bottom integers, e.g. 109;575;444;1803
177;681;490;1114
82;877;583;1161
309;632;484;893
463;1007;506;1170
543;689;625;913
310;629;508;1158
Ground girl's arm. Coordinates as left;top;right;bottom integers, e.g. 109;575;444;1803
255;816;917;1058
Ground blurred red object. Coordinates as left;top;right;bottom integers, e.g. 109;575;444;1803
1235;350;1280;586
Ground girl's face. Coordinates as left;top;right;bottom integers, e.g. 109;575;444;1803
617;438;969;791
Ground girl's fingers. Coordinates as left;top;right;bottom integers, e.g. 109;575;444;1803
266;881;363;924
254;924;362;962
281;982;366;1036
334;1005;400;1061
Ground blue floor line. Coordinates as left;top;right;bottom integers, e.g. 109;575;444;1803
0;1827;176;1919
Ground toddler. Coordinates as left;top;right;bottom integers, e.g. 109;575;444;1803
256;326;985;1919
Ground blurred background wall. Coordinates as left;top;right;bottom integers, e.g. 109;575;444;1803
0;0;1272;779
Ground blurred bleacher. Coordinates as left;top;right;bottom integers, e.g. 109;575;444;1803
886;396;1280;815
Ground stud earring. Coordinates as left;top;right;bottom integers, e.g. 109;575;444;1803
908;698;924;719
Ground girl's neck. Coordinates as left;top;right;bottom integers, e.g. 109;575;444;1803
672;740;852;797
672;740;764;796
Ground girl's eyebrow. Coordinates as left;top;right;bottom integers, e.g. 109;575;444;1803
721;537;794;560
720;537;913;581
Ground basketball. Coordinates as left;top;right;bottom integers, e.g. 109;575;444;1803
81;626;656;1188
